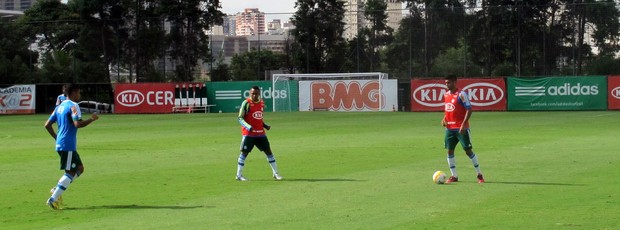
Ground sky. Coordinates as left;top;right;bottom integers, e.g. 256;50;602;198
220;0;297;22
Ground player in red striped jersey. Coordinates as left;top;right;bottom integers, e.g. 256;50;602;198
235;86;282;181
441;75;485;183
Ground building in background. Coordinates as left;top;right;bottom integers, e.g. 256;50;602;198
343;0;403;40
207;35;290;65
223;15;236;36
0;0;34;11
235;8;265;36
267;19;282;35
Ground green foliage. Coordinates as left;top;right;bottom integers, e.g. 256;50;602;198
230;49;286;81
429;42;483;77
0;19;37;84
15;0;224;83
584;54;620;75
291;0;346;73
162;0;225;82
1;112;619;228
384;16;425;78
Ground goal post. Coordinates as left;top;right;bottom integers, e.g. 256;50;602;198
272;72;393;112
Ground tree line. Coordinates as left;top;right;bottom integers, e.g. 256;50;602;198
1;0;619;84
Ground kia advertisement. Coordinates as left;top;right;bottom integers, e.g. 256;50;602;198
410;78;506;111
608;75;620;110
114;83;176;113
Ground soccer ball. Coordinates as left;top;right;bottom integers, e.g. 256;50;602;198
433;171;447;184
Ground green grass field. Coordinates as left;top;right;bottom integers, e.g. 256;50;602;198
1;111;619;229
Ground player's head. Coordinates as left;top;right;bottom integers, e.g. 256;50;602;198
65;84;81;101
61;84;68;94
445;75;458;91
250;86;260;102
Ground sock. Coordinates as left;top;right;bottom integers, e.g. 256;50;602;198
236;153;246;176
51;173;73;201
469;153;482;174
447;154;457;178
266;154;278;174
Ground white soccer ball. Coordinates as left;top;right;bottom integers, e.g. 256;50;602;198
433;171;447;184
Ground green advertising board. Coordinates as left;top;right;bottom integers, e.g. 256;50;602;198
507;76;607;110
205;81;295;113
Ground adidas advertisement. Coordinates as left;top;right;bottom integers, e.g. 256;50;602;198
507;76;607;110
206;81;289;113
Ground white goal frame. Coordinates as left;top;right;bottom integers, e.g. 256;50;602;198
272;72;389;112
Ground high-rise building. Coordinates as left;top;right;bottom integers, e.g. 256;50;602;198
0;0;35;11
343;0;403;40
223;15;236;36
235;8;266;36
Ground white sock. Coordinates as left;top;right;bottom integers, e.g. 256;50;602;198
266;154;278;174
51;173;73;200
447;155;457;177
469;153;482;174
236;153;246;176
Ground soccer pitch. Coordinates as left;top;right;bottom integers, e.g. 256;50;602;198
1;111;618;229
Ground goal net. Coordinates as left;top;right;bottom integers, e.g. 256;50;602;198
272;72;396;112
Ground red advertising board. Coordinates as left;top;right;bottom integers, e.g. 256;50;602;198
608;76;620;110
411;78;506;111
114;83;176;113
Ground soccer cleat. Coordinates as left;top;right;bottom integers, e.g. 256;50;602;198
46;198;61;210
477;174;485;183
235;175;248;181
50;187;63;205
446;176;459;183
273;173;283;181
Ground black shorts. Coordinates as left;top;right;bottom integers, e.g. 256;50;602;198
240;136;271;153
57;151;83;171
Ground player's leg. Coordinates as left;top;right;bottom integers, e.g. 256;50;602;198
445;130;459;183
459;130;484;183
48;151;81;209
236;136;254;181
257;137;281;180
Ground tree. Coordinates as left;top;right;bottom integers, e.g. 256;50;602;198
383;15;425;78
0;20;37;84
161;0;224;82
230;49;286;81
403;0;467;77
291;0;346;73
429;40;482;77
362;0;393;72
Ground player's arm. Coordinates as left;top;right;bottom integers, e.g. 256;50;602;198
44;110;58;139
441;116;447;127
74;114;98;128
44;119;57;140
458;92;472;134
263;122;270;130
71;105;98;128
237;100;252;131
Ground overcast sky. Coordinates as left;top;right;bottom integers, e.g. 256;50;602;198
220;0;297;22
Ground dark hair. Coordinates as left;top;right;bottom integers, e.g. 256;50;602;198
65;84;80;96
251;85;260;91
445;75;457;81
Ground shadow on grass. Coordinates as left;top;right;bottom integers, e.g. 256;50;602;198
486;181;585;186
252;178;365;182
64;204;212;210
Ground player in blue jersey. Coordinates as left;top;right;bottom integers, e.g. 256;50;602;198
55;84;68;106
44;84;99;209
